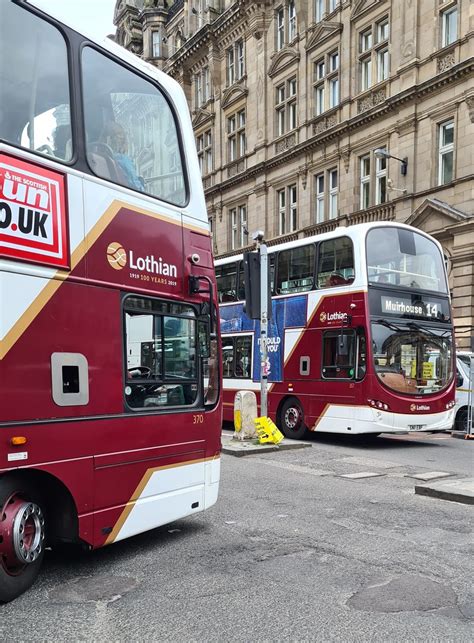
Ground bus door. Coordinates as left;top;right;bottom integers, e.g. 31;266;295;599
320;328;357;422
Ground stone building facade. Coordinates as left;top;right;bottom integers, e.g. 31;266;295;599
114;0;474;349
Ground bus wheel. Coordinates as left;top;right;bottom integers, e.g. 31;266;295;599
456;409;468;433
279;397;308;440
0;481;46;603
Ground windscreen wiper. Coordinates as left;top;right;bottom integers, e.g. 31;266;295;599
374;319;404;333
406;321;450;338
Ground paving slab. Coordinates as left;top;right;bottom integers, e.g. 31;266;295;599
415;477;474;505
340;472;385;479
407;471;453;481
221;436;312;457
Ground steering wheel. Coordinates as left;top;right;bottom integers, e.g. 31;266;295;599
128;366;152;379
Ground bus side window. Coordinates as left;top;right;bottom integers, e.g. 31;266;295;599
276;245;315;294
317;237;355;288
216;264;238;302
321;331;355;379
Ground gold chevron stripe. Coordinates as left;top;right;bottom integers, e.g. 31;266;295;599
105;455;218;545
0;199;209;360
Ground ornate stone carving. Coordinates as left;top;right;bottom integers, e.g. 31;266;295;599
438;53;455;73
227;159;246;178
339;146;351;173
465;95;474;124
275;133;296;154
312;114;338;135
357;88;386;113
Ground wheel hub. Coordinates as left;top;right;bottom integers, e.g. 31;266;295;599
0;493;45;572
285;407;300;429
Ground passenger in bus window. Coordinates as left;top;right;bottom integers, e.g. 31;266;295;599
99;122;145;191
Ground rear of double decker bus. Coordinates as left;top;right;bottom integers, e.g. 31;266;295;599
0;0;221;602
364;223;455;433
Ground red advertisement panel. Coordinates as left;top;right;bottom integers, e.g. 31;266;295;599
0;153;69;268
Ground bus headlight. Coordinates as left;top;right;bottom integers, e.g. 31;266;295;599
368;399;390;412
445;400;455;410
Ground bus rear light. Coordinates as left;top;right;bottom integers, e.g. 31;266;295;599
10;436;27;446
368;399;390;411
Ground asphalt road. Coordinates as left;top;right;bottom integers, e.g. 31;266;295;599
1;431;472;641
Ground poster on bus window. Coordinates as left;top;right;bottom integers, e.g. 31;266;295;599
0;153;69;269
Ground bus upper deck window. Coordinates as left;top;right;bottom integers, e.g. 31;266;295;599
317;237;355;289
0;2;72;162
82;47;186;206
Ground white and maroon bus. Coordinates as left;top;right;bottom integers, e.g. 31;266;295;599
216;222;455;439
0;0;221;602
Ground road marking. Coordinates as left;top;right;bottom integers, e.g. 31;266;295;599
406;471;454;481
340;472;385;479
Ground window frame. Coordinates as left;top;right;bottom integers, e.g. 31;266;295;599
313;49;339;116
277;184;298;235
222;334;253;379
227;108;246;163
275;77;297;137
440;4;458;48
230;203;247;250
122;295;202;412
321;329;356;380
438;119;454;185
81;43;189;207
358;17;390;93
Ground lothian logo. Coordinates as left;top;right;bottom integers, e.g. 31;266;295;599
107;242;127;270
106;241;178;277
319;312;327;323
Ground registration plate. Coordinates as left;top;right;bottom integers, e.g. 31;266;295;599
408;425;426;431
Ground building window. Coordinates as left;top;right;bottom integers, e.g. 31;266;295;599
230;205;248;250
441;5;458;47
275;77;297;136
227;40;245;86
278;184;297;235
151;31;161;58
197;129;212;176
227;109;246;162
313;50;339;116
315;173;324;223
195;66;210;107
277;7;285;50
359;17;389;92
359;149;387;209
288;0;297;42
315;168;338;222
438;119;454;185
276;2;297;50
315;0;339;22
360;154;371;209
375;152;387;205
329;168;338;219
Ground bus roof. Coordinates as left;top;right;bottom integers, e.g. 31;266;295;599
214;221;445;266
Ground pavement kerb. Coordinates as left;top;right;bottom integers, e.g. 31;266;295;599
414;477;474;505
221;434;312;457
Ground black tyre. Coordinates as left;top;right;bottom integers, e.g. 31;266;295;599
279;397;309;440
456;409;469;433
0;478;46;603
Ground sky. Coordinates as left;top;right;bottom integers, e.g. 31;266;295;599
37;0;117;40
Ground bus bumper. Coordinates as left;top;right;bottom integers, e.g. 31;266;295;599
311;405;455;434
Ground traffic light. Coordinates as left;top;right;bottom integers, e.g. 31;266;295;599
243;251;272;320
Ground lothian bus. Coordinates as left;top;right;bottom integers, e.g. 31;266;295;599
216;221;455;439
0;0;221;602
